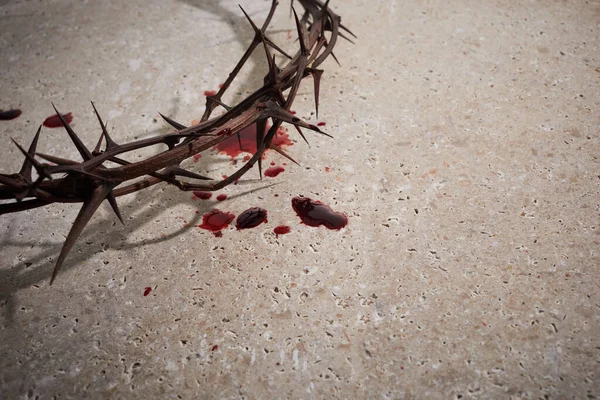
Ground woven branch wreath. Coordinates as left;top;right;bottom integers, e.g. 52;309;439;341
0;0;354;283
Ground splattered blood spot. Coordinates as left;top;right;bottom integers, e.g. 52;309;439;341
274;225;291;237
198;209;235;236
143;287;152;296
218;83;224;89
193;191;212;200
211;345;219;351
43;112;73;128
213;123;293;159
291;197;348;230
325;166;331;172
236;207;268;230
317;121;326;126
204;90;217;96
192;153;201;162
0;109;22;120
270;161;276;166
265;166;285;177
216;194;227;201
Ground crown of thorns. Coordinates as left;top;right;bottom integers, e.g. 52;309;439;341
0;0;353;283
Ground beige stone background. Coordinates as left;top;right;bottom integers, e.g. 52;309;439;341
1;0;599;398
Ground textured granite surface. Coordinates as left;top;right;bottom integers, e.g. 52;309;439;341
1;0;599;398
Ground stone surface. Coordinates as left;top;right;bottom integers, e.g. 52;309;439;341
1;0;599;398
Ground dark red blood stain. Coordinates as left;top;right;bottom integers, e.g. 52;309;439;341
270;161;276;166
211;345;219;351
290;110;296;115
143;287;152;296
193;191;212;200
265;166;285;177
0;109;22;120
325;166;331;172
193;153;201;162
216;194;227;201
198;209;235;235
317;121;326;126
291;197;348;230
43;112;73;128
213;123;293;159
204;90;217;96
236;207;268;230
274;225;291;237
217;127;231;136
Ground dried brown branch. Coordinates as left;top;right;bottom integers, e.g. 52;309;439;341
0;0;352;283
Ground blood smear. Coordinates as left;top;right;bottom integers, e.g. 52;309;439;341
0;109;22;120
264;166;285;177
198;209;235;235
317;121;326;127
43;112;73;128
236;207;268;230
213;123;293;159
143;287;152;296
273;225;291;237
193;191;212;200
291;197;348;230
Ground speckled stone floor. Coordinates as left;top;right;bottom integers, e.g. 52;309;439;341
1;0;599;398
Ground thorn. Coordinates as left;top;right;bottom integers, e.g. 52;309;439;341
91;102;118;152
36;153;78;165
260;101;331;137
163;166;212;181
11;137;51;180
158;112;188;130
269;143;300;166
339;32;355;44
18;125;41;179
50;183;115;284
340;23;358;39
106;192;124;225
293;125;310;146
207;97;232;111
291;7;308;55
330;51;341;67
305;68;323;119
256;119;267;179
51;103;93;161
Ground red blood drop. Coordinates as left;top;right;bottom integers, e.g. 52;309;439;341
199;209;235;233
204;90;217;96
325;166;330;172
291;197;348;230
236;207;268;230
273;225;291;237
213;123;293;159
193;191;212;200
317;121;326;126
0;109;22;120
264;166;285;177
211;345;219;351
43;112;73;128
270;161;276;166
193;153;201;162
143;287;152;296
216;194;227;201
